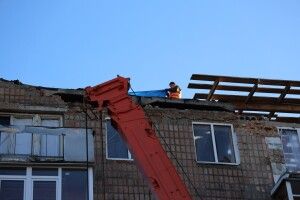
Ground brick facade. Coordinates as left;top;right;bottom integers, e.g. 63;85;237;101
1;79;299;199
97;107;283;200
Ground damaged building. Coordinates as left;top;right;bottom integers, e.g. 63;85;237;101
0;74;300;200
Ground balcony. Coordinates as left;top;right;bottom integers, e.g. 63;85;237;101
0;125;94;162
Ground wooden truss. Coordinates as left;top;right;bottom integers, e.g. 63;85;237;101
188;74;300;123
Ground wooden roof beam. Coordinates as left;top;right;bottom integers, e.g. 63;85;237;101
207;80;219;100
191;74;300;87
193;93;300;104
234;102;300;113
188;83;300;95
268;85;291;118
245;83;258;103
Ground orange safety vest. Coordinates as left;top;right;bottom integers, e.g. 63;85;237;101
168;86;181;99
169;92;180;99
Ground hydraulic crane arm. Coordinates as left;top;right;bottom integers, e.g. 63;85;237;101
85;76;192;200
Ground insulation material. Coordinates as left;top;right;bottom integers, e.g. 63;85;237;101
129;89;167;97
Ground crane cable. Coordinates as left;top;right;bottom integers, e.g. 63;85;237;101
83;98;90;200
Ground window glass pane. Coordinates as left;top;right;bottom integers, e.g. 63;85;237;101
0;116;10;126
214;125;236;163
32;168;58;176
281;129;300;171
0;167;26;175
12;118;32;126
106;122;129;159
0;180;24;200
40;135;60;157
0;132;15;154
9;118;32;156
15;133;31;155
290;180;300;195
62;169;87;200
41;119;60;127
193;124;215;162
33;181;56;200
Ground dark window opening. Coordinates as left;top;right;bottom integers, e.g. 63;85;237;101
0;116;10;126
62;169;87;200
0;167;26;175
0;180;24;200
106;121;131;160
32;168;58;176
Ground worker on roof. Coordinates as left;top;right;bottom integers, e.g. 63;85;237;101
167;82;181;99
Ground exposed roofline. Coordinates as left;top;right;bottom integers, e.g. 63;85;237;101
132;96;235;112
0;77;84;95
189;73;300;122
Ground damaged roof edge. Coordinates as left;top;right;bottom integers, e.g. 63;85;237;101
0;77;235;110
0;77;84;95
132;96;235;112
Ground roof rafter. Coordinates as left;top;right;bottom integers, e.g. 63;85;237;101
189;74;300;122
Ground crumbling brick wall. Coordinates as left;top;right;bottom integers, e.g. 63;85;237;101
1;80;299;199
95;106;290;200
0;80;66;109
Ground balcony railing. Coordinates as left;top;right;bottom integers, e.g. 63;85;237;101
0;125;94;162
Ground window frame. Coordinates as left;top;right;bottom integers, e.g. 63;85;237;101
0;114;63;157
105;120;133;161
0;113;62;127
0;177;26;200
192;122;239;165
278;127;300;171
0;167;93;200
286;180;300;200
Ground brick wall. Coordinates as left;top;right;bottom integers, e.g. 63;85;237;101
0;81;66;108
1;80;300;199
94;106;292;200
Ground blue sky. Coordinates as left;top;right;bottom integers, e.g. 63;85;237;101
0;0;299;98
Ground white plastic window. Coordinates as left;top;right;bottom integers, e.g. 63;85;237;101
39;119;61;157
279;128;300;172
193;122;239;165
0;167;93;200
286;180;300;200
11;117;33;155
0;115;62;157
106;121;132;160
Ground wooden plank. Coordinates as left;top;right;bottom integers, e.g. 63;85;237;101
188;83;300;95
191;74;300;87
194;93;300;104
274;117;300;123
207;80;219;100
191;74;257;84
233;102;300;113
268;85;291;118
245;83;258;103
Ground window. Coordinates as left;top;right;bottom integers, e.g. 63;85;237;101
0;167;93;200
36;119;61;157
279;128;300;171
0;116;10;126
0;115;63;157
106;121;132;160
62;170;88;200
0;180;24;200
192;123;239;164
286;180;300;200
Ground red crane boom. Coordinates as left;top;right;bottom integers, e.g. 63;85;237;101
85;76;192;200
